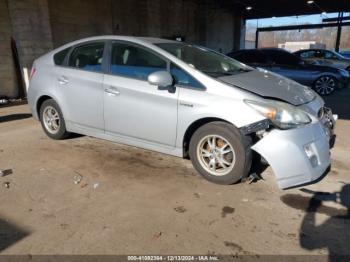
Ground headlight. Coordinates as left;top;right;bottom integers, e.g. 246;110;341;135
244;99;311;129
339;69;350;77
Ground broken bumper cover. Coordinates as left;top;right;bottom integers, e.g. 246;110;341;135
251;119;334;189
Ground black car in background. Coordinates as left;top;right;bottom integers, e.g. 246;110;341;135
227;48;350;95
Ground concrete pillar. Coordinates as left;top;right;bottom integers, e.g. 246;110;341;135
7;0;53;69
0;0;17;98
233;16;245;51
204;7;235;53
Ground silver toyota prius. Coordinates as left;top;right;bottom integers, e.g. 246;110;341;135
28;36;336;189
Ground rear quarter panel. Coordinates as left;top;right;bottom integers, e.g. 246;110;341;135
28;54;64;120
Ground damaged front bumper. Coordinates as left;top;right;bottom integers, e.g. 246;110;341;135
251;108;336;189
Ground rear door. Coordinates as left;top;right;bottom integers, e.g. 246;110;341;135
103;41;178;146
55;41;106;130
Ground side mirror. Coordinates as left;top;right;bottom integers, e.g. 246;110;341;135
148;71;175;93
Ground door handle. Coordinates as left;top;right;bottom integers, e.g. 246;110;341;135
58;76;69;85
105;87;120;96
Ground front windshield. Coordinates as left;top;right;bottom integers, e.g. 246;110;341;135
156;43;251;77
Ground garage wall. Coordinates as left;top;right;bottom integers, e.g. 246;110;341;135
48;0;235;52
0;0;16;97
48;0;205;47
48;0;113;47
0;0;241;98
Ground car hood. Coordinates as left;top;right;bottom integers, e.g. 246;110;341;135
218;69;316;106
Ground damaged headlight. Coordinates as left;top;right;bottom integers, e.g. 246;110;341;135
244;99;311;129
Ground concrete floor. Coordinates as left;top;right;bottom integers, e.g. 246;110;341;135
0;89;349;257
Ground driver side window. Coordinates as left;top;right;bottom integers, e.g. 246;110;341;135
170;63;204;89
110;42;167;81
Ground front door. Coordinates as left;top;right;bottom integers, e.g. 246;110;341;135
103;41;178;147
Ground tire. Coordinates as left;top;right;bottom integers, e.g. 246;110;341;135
39;99;70;140
313;75;337;95
189;121;252;185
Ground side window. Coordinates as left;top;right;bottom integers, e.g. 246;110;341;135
54;47;70;65
110;42;167;80
324;51;336;59
314;50;324;58
234;51;267;64
265;50;299;65
300;51;315;59
68;42;104;72
170;63;204;89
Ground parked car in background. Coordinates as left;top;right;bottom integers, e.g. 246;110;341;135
294;49;350;72
227;48;350;95
28;36;336;189
339;51;350;59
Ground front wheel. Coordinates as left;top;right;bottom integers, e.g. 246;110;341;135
313;76;337;95
189;122;252;185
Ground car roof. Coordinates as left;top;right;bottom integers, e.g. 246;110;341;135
74;35;177;44
232;48;289;54
259;48;290;52
54;35;180;52
295;49;334;53
136;37;179;44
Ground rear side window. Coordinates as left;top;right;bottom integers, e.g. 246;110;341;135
299;51;316;59
170;63;204;89
68;42;105;72
110;42;167;80
54;47;70;65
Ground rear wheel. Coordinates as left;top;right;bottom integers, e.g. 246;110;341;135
40;99;70;139
189;122;252;185
313;76;337;95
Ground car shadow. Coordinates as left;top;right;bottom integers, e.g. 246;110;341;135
281;184;350;261
0;114;32;123
0;218;30;252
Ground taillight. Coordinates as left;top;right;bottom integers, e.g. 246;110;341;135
30;67;37;80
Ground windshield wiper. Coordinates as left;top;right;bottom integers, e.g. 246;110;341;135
202;68;251;77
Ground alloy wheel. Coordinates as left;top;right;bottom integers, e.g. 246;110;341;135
314;76;336;95
43;106;60;134
196;135;236;176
